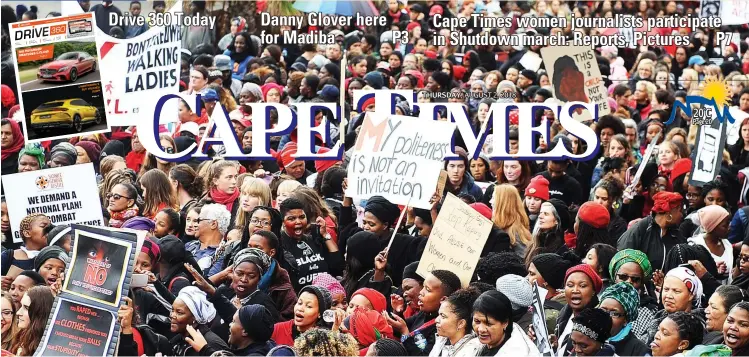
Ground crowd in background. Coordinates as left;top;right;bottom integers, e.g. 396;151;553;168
2;0;749;356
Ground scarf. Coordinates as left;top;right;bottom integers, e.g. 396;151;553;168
125;150;146;172
109;207;139;228
210;187;240;212
258;259;276;292
608;323;632;342
1;119;24;160
666;266;703;308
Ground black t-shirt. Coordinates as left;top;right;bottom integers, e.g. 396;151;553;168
283;237;329;291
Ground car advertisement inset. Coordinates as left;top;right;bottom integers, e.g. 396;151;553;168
9;13;110;142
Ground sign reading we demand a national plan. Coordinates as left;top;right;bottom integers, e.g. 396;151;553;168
346;113;456;209
2;163;104;243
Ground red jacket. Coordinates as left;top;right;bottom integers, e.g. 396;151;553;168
271;320;295;347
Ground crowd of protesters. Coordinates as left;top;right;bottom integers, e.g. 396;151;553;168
2;0;749;356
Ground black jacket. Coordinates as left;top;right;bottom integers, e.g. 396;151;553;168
200;340;276;356
171;325;229;356
401;311;438;356
610;331;650;356
617;216;686;271
537;172;583;207
118;325;172;357
209;285;280;342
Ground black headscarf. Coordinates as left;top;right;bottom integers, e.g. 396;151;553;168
364;196;399;227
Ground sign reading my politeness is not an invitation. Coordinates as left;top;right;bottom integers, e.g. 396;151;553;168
541;45;611;122
346;114;456;209
1;163;103;243
416;193;492;287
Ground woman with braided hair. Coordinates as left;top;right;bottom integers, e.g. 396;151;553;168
1;213;50;281
650;311;704;357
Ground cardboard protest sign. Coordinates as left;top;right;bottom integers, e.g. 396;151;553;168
36;298;115;357
35;225;140;357
9;13;110;143
690;105;728;186
346;114;456;209
94;1;182;126
1;163;103;243
721;0;749;25
541;45;611;122
416;193;492;287
531;283;553;355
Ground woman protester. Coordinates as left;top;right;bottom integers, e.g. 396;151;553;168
200;160;240;229
650;312;704;357
568;308;616;356
140;169;179;220
224;32;255;80
554;264;603;356
608;249;659;342
524;199;571;267
186;248;280;341
573;202;613;258
527;253;577;333
491;184;532;257
154;208;181;238
271;285;332;346
244;229;296;321
10;286;54;356
1;118;24;175
130;237;174;336
1;213;50;278
187;304;277;356
340;231;388;298
116;296;172;357
598;283;650;356
278;197;343;291
158;236;201;295
169;286;229;356
722;301;749;355
618;191;686;272
647;266;705;343
17;144;45;173
704;285;749;345
107;182;140;229
169;164;204;236
34;245;68;287
1;292;18;351
430;287;483;357
473;290;540;356
582;243;617;292
687;205;733;283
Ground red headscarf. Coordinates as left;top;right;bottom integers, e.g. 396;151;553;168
652;191;683;214
1;85;16;108
1;119;24;160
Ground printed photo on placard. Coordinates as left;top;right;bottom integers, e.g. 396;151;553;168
9;12;110;143
37;298;115;357
62;230;131;307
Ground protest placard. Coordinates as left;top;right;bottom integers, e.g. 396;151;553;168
9;13;109;142
541;45;611;122
721;0;749;25
36;298;115;357
346;114;456;209
690;105;728;186
416;193;492;287
1;163;104;243
35;224;140;357
93;1;182;126
531;282;553;356
701;0;722;17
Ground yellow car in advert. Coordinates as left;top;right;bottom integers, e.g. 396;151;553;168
30;98;101;133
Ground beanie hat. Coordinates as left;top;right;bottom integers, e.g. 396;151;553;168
406;22;421;32
469;203;492;220
351;288;387;313
34;246;70;272
403;261;424;284
312;273;346;298
670;158;692;184
314;147;338;173
566;264;603;293
520;69;537;83
364;71;384;90
577;202;610;229
572;308;612;343
238;304;274;342
346;231;380;272
547;198;571;233
698;205;730;233
495;274;533;310
75;141;101;164
431;71;451;90
525;176;550;201
531;253;574;290
423;59;440;72
280;142;298;169
300;285;333;318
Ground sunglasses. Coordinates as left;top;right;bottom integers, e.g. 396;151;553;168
165;147;175;154
740;254;749;263
106;193;131;200
616;273;642;284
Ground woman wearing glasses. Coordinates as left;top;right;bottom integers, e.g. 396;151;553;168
608;249;659;343
597;283;649;356
1;292;18;351
107;182;140;228
139;134;177;177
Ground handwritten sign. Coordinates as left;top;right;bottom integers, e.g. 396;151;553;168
346;114;456;209
1;163;104;243
416;193;492;287
701;0;721;17
541;45;611;122
690;105;727;186
721;0;749;25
